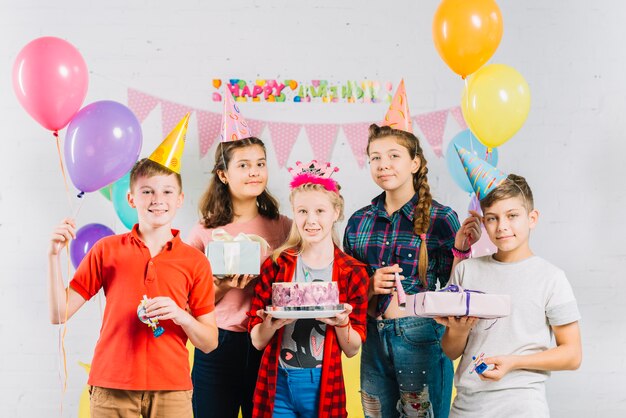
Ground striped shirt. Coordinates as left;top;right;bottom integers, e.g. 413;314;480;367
343;191;460;315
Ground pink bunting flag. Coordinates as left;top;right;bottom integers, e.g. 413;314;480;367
304;124;339;162
449;106;468;130
342;122;370;168
161;101;194;139
196;110;222;157
128;89;159;123
267;122;302;168
414;109;448;158
247;119;266;138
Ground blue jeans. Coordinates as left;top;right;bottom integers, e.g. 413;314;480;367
273;367;322;418
361;316;453;418
191;328;263;418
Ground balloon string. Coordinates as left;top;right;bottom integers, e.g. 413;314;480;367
72;195;86;220
463;78;475;156
53;130;74;415
62;251;70;389
54;249;70;416
54;131;75;214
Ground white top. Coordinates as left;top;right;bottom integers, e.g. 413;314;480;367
449;255;580;418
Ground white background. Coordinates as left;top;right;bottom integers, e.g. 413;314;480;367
0;1;623;416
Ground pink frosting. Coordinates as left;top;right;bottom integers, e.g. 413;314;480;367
272;282;339;307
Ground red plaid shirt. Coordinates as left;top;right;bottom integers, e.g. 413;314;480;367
248;246;369;418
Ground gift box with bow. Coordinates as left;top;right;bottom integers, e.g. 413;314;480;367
206;229;269;276
412;285;511;319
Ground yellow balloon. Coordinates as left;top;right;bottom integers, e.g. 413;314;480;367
342;351;362;416
461;64;531;148
78;362;91;418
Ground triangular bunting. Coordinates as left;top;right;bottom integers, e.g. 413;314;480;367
304;124;339;162
342;122;370;168
161;101;194;138
414;109;448;158
247;119;266;138
127;89;159;123
196;110;222;158
449;106;468;130
267;122;302;168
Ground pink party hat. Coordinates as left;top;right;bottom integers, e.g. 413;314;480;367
221;88;252;142
382;79;413;132
455;145;508;200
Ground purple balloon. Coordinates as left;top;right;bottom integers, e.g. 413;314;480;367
468;193;483;216
70;223;115;269
65;100;142;193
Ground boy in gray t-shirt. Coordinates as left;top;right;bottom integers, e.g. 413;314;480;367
436;174;582;418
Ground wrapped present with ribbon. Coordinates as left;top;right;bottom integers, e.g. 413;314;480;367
206;229;269;276
412;285;510;319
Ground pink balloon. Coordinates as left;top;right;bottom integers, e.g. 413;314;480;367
12;37;88;131
471;226;497;257
467;194;497;257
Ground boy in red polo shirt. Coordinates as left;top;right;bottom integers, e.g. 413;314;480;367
47;114;218;417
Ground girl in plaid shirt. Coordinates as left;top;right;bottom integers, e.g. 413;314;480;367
344;124;481;418
248;161;369;418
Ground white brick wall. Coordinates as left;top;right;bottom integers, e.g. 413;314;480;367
1;1;623;416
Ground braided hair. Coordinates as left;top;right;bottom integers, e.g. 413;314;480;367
367;124;433;287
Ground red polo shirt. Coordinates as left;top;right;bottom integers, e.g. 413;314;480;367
70;225;215;390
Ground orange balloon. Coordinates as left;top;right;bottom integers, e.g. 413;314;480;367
432;0;503;78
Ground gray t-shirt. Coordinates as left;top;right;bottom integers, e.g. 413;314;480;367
449;255;580;418
279;256;333;369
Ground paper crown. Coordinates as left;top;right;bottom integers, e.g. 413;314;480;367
381;79;413;133
221;88;252;142
288;160;339;193
148;113;189;174
455;145;508;200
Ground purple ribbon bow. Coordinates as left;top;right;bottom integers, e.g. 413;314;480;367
439;284;485;316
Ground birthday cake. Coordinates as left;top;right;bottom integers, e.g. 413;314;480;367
270;282;341;311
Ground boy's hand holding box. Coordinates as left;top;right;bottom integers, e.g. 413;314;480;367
206;229;269;276
413;285;511;319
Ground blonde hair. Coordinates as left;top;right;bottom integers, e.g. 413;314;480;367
272;183;344;261
367;124;432;287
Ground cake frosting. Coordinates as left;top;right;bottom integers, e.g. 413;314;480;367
271;282;340;309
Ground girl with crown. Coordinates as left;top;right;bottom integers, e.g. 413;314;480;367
247;160;369;418
186;91;292;418
343;81;482;418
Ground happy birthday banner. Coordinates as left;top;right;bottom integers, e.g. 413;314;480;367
127;88;468;167
211;79;396;104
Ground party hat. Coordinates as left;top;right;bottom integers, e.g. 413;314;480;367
221;88;252;142
288;160;340;193
455;145;507;200
148;113;189;174
382;79;413;132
